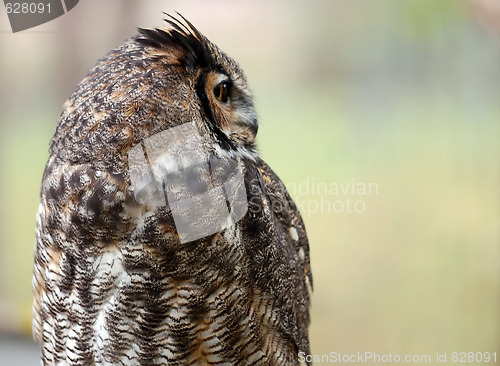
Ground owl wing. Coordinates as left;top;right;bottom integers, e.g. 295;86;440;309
255;158;313;291
33;158;131;363
243;157;312;362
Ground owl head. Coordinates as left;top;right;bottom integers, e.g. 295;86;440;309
50;13;259;172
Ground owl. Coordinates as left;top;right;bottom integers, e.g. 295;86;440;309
33;14;312;366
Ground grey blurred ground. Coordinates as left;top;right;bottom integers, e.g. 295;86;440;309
0;336;40;366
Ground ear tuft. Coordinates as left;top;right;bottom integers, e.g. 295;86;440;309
136;13;214;70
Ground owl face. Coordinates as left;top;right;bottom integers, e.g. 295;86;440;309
198;68;258;154
136;15;259;160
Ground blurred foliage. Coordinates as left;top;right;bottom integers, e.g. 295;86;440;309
0;0;498;362
397;0;468;40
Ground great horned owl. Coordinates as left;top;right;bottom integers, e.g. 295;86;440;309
33;14;312;365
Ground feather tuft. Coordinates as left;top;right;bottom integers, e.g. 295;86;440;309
136;12;214;70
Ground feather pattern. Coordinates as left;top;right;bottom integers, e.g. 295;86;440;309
34;14;311;366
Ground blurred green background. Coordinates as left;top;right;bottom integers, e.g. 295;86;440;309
0;0;498;363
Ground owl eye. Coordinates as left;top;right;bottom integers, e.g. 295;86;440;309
214;81;231;103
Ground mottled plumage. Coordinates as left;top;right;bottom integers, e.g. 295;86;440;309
33;14;312;365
